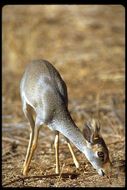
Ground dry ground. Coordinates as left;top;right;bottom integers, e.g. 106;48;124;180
2;5;125;187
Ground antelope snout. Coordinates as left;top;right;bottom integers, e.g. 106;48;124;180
97;168;105;176
98;161;112;176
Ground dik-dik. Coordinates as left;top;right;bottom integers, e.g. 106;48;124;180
20;60;111;176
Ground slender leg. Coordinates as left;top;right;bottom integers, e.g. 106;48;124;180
23;128;34;169
23;118;41;176
22;103;35;175
54;131;60;174
65;137;79;168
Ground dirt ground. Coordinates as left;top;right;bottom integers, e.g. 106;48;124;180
2;5;125;187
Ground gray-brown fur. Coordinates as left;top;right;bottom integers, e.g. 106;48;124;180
20;59;111;176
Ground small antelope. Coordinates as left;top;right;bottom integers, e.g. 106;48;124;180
20;60;111;176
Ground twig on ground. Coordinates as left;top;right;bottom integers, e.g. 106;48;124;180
3;172;78;187
2;136;27;147
13;136;28;143
2;137;20;144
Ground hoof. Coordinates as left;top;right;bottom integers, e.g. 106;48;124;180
75;162;80;169
23;167;28;176
55;169;60;174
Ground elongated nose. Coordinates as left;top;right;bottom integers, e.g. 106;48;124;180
97;168;105;176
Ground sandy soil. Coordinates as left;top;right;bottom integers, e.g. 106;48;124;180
2;5;125;187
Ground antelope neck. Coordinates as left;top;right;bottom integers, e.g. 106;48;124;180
48;110;89;154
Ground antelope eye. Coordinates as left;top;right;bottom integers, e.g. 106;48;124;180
97;151;105;161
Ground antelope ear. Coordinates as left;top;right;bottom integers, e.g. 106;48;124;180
83;119;101;143
90;119;101;137
82;123;92;143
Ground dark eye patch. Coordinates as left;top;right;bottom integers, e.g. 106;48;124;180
97;151;105;161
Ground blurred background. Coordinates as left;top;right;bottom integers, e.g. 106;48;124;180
2;5;125;187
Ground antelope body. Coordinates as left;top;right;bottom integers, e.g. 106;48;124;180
20;60;111;176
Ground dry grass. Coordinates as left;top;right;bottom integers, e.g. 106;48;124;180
2;5;125;187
